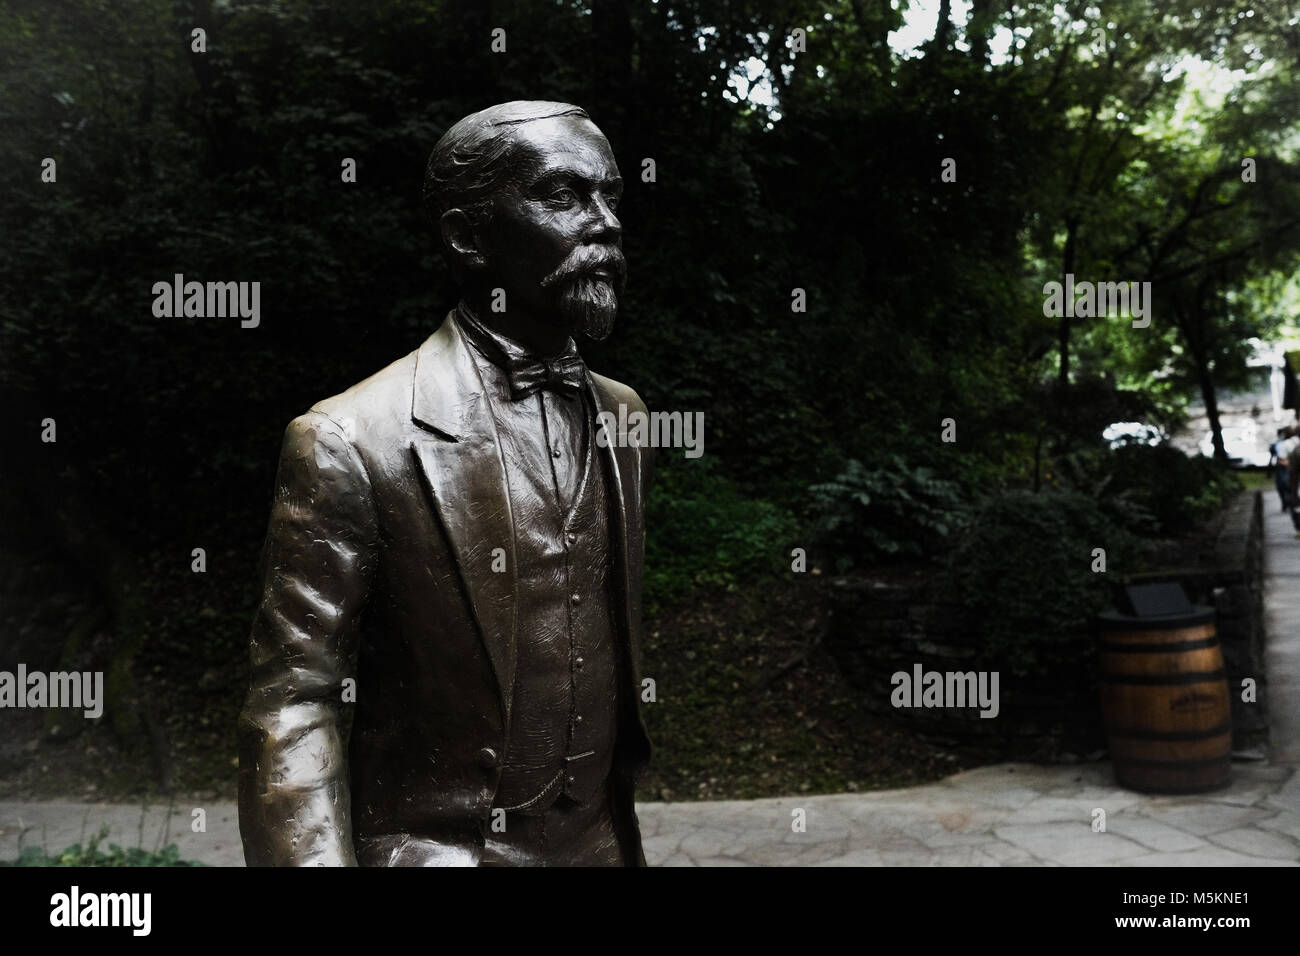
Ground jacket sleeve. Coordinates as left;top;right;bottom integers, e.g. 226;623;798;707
237;410;378;866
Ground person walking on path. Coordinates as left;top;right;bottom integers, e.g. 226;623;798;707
1278;425;1300;538
1271;429;1292;512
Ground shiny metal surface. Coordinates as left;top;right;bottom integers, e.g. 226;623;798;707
237;102;652;866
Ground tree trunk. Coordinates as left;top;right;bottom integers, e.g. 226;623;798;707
1058;218;1078;388
1175;296;1227;461
1195;349;1227;460
933;0;954;51
968;0;993;64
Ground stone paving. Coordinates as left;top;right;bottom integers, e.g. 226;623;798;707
1263;496;1300;765
3;759;1295;867
0;799;244;868
3;499;1297;867
636;760;1298;866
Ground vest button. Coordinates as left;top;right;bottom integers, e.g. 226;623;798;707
575;657;585;669
570;593;582;605
565;532;577;546
476;747;499;770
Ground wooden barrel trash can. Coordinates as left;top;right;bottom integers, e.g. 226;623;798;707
1097;606;1232;794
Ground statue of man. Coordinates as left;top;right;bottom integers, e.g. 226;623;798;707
237;101;653;866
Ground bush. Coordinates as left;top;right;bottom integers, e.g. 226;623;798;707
1101;443;1241;534
810;455;968;571
949;489;1143;676
644;457;798;608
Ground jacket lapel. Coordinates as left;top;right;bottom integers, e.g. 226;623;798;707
407;312;648;732
410;312;518;722
587;375;644;686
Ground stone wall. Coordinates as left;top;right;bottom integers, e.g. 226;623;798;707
825;490;1268;760
825;574;1105;762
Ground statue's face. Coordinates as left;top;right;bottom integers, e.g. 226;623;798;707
479;115;626;342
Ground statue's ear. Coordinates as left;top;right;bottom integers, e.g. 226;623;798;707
440;209;487;271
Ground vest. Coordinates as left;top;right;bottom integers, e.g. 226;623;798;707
493;396;620;813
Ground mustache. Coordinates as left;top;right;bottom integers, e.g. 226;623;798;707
540;245;627;290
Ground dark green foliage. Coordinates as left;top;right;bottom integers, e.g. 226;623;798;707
810;455;968;571
644;458;797;609
0;0;1291;796
2;826;204;867
1101;444;1243;535
949;490;1140;677
1049;441;1243;536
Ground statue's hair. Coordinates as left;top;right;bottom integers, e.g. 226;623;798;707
422;101;590;227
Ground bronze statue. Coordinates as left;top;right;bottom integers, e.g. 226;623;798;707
237;101;653;866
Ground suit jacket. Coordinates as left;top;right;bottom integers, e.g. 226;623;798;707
237;310;654;866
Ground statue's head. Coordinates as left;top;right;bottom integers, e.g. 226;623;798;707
423;101;626;343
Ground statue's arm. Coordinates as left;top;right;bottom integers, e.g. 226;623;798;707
237;410;378;866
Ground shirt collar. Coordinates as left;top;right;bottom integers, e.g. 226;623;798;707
454;300;580;371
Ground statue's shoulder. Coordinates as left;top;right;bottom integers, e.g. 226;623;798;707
303;346;420;449
589;369;647;417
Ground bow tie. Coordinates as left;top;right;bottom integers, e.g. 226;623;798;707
506;351;587;400
454;303;587;401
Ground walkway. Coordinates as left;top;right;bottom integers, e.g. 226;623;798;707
2;502;1296;867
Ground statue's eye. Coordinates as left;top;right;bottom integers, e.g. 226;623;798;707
549;187;578;205
605;191;621;211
